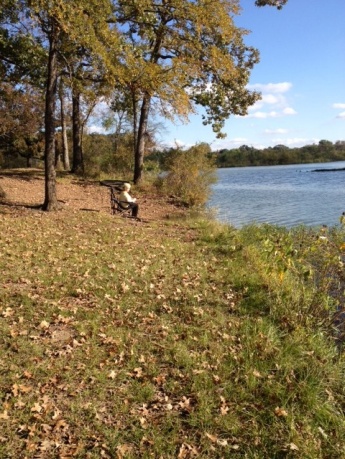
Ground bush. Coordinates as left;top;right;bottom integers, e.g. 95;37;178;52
159;143;217;207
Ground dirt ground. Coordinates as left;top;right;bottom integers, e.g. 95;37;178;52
0;169;183;222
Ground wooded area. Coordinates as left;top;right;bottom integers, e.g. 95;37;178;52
214;140;345;167
1;0;288;209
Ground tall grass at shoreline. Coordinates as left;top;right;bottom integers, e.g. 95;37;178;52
0;206;345;458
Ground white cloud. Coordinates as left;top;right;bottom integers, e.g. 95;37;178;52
249;94;283;111
87;125;107;135
248;82;292;93
333;103;345;109
231;137;248;143
261;94;281;105
213;138;251;150
282;107;297;115
247;110;279;119
264;128;288;134
272;137;318;147
245;81;296;119
331;103;345;119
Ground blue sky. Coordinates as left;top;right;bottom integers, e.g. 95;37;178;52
160;0;345;151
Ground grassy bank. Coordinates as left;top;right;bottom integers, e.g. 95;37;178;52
1;191;345;458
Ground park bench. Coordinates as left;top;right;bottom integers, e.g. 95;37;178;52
100;180;134;217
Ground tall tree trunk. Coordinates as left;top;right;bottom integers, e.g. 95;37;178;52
134;94;151;184
42;19;59;211
55;133;62;169
71;90;84;174
0;184;6;200
59;79;70;171
132;89;138;173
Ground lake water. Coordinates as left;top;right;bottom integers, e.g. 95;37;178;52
208;161;345;228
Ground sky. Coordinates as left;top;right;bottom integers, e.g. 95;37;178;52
88;0;345;151
159;0;345;151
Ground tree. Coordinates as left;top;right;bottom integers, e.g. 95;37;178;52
56;30;114;174
255;0;288;8
0;1;45;197
70;82;106;174
0;82;45;167
113;0;263;183
41;12;60;210
4;0;119;209
58;78;70;170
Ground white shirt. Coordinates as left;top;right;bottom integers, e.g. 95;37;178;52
119;190;136;206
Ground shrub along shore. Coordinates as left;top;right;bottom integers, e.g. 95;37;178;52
0;175;345;458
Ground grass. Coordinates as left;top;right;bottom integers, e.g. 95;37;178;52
1;190;345;458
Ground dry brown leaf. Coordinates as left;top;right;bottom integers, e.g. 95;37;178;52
117;443;134;458
39;439;53;451
274;406;288;417
18;384;32;393
54;419;69;431
15;399;25;409
289;443;299;451
253;369;262;378
12;384;19;397
2;308;14;317
139;417;148;428
39;320;50;329
178;443;199;458
205;432;218;443
108;370;117;379
121;283;129;293
31;403;43;413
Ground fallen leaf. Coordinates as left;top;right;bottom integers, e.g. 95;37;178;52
2;308;13;317
121;283;129;293
18;384;32;393
274;406;288;417
253;369;262;378
205;432;217;443
54;419;69;431
31;403;43;413
108;370;117;379
12;384;19;397
289;443;299;451
116;443;134;458
39;439;53;451
178;443;199;458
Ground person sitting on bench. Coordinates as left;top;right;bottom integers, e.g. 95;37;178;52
119;183;139;218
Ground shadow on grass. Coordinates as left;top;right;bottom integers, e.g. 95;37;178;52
0;168;45;181
0;200;43;210
0;168;86;182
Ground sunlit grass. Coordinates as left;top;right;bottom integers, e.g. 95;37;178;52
0;203;345;458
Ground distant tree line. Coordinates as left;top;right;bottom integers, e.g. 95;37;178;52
213;140;345;168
